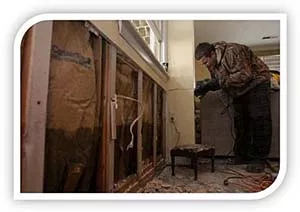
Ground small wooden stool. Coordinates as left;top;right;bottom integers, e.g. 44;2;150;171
170;144;215;180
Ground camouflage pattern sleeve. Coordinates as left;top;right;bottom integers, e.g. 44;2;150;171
219;47;253;88
213;42;271;97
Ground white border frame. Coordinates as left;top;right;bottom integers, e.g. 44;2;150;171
14;13;287;200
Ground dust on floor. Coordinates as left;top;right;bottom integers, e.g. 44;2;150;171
138;159;279;193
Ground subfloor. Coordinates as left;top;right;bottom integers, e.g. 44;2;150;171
138;159;279;193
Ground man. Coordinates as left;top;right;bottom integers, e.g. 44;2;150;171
194;41;272;173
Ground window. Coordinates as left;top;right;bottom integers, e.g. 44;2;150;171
130;20;164;65
118;20;168;74
130;21;151;46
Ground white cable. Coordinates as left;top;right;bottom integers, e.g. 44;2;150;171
170;118;180;146
115;94;144;151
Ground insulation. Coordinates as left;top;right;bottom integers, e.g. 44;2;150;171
114;52;138;183
142;74;154;165
44;21;99;192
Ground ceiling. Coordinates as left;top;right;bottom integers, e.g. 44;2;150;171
194;20;280;50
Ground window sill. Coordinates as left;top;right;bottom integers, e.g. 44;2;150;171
118;20;169;80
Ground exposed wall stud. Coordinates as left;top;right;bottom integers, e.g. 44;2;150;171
21;21;53;192
100;41;109;192
107;44;117;192
137;70;143;177
153;84;158;168
92;35;104;192
162;90;167;159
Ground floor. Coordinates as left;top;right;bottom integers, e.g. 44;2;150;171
138;159;279;193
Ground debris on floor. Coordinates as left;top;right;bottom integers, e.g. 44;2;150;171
138;159;279;193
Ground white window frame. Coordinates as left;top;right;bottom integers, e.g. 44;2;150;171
118;20;168;74
146;20;168;67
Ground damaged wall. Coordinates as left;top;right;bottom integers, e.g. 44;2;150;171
113;51;166;191
114;52;138;183
22;20;191;192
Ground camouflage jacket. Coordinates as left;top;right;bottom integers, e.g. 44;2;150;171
211;41;271;98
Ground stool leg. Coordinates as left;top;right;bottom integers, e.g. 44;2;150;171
193;156;198;180
171;155;175;176
190;157;193;169
211;155;215;173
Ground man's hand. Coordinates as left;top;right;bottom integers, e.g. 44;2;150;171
194;78;221;97
194;79;210;96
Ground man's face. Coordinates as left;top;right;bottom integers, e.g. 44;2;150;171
200;52;217;72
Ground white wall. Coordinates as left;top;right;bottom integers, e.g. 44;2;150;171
166;20;196;162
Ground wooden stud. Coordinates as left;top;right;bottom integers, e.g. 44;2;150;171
92;35;104;192
93;36;103;129
21;26;33;193
99;41;113;192
162;90;167;159
21;21;53;192
153;84;157;168
107;44;117;192
137;70;143;177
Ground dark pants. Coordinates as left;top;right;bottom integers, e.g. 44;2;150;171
233;83;272;161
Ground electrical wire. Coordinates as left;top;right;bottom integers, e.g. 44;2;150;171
221;167;275;192
170;118;181;146
216;91;236;146
114;94;144;151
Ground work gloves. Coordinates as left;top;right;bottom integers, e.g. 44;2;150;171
194;78;221;97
